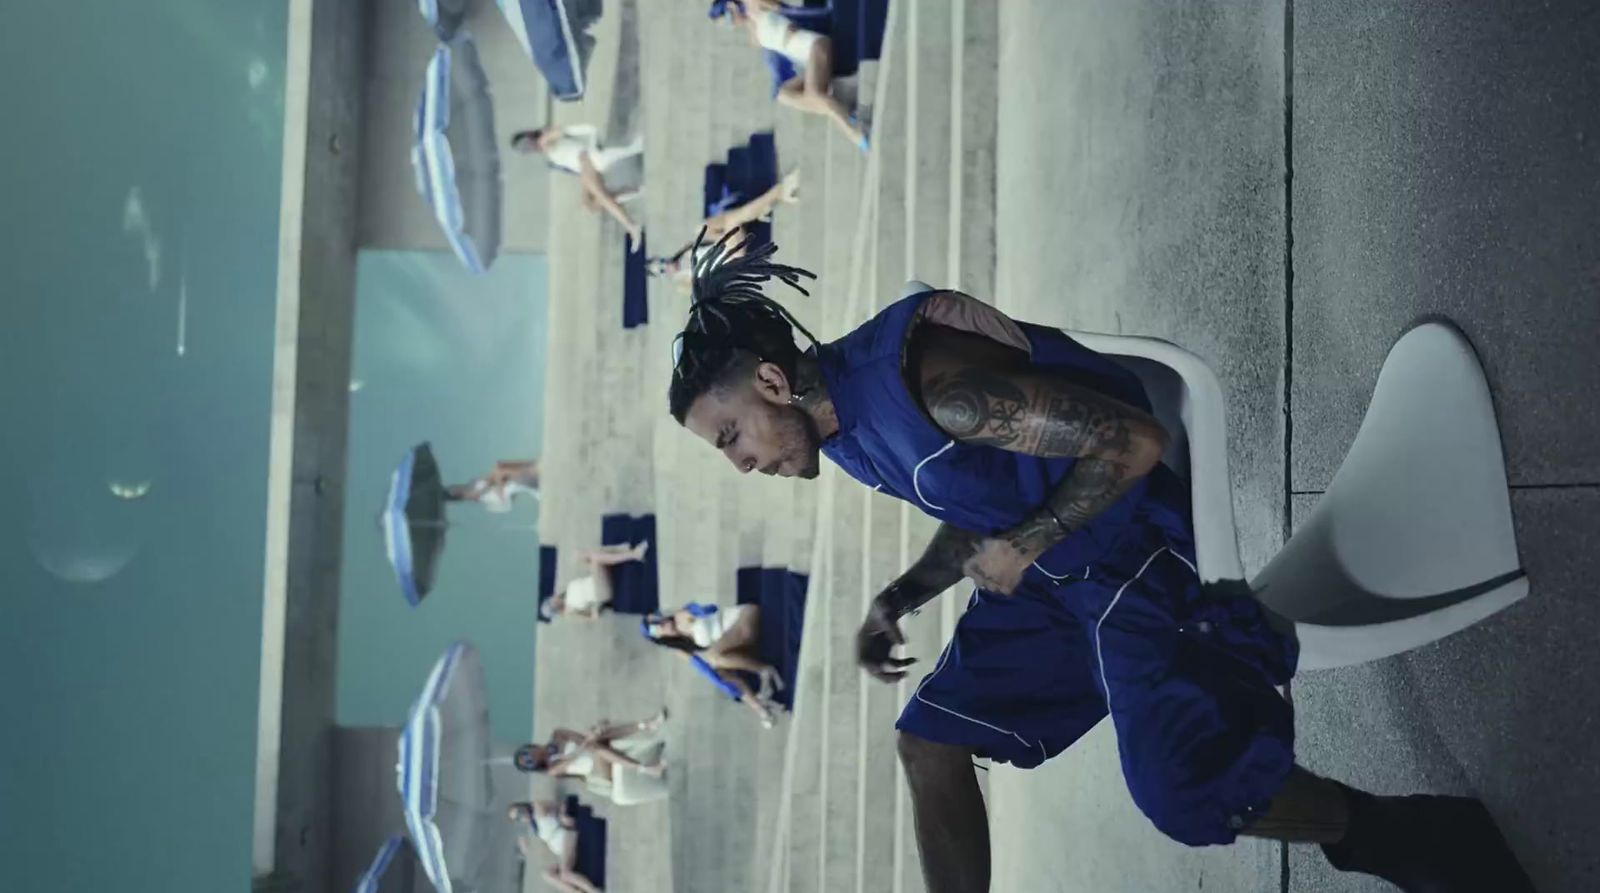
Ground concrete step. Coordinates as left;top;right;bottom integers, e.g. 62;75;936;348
535;0;1003;888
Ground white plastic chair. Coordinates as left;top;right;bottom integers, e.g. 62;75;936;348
1070;323;1527;671
900;280;1528;671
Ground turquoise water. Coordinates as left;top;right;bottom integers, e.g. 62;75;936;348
0;2;286;890
338;251;547;746
0;3;548;888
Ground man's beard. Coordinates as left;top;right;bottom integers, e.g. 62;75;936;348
778;404;824;479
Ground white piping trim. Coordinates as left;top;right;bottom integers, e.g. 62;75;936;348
1169;548;1198;577
1031;562;1092;583
911;441;956;510
1031;561;1072;581
913;634;1037;755
1093;547;1169;714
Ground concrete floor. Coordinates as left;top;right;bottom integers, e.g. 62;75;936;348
990;2;1600;891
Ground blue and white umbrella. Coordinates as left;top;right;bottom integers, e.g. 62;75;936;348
397;643;497;893
496;0;596;101
412;34;502;274
352;835;422;893
382;443;447;607
418;0;468;40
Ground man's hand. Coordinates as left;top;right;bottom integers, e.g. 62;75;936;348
857;593;917;683
961;537;1043;595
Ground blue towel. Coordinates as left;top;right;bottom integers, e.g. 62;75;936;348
600;514;659;614
622;230;648;328
735;567;810;709
536;545;559;624
704;132;780;248
562;795;607;888
837;0;890;78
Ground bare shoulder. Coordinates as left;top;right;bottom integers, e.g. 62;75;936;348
903;318;1030;440
906;310;1163;458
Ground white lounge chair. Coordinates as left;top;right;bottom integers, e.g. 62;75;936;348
902;280;1528;671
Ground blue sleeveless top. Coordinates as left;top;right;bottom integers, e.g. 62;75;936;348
817;291;1159;574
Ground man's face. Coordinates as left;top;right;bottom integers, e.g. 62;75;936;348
683;364;823;480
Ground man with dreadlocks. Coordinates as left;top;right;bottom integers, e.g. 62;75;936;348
666;232;1533;893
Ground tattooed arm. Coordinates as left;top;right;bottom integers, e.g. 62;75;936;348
857;520;991;681
909;322;1169;582
880;523;986;616
855;318;1169;680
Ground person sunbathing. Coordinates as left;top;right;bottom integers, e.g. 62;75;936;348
445;459;540;513
642;602;784;728
512;124;646;251
540;541;650;621
648;170;801;290
715;1;868;150
507;800;603;893
515;710;670;806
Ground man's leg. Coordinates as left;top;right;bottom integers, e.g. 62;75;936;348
1237;767;1536;892
1086;541;1534;891
890;588;1104;892
1239;765;1349;842
897;732;989;893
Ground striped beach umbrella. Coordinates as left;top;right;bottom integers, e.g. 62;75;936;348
495;0;594;101
412;35;502;274
351;835;423;893
397;643;497;893
382;443;447;606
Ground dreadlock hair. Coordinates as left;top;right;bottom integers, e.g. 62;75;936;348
668;228;819;423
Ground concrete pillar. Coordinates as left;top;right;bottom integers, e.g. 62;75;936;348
251;2;368;891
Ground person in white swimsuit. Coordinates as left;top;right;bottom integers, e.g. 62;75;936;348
507;800;601;893
514;710;671;806
720;0;868;150
649;170;802;291
446;459;540;513
643;602;784;728
511;124;646;251
540;541;650;621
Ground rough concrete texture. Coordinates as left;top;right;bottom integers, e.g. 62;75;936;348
993;0;1290;577
988;725;1281;893
1291;0;1600;490
529;2;796;892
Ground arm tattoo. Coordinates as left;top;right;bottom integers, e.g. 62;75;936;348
925;369;1155;556
923;366;1138;459
912;329;1168;568
882;523;984;617
1005;458;1137;556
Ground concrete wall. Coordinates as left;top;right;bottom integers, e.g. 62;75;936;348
358;0;551;256
255;2;559;890
252;1;369;890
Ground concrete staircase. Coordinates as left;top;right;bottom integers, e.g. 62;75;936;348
531;2;999;890
758;5;1002;892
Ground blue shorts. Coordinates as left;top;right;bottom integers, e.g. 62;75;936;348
896;501;1299;846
